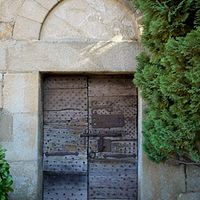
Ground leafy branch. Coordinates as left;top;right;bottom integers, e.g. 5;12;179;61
0;145;13;200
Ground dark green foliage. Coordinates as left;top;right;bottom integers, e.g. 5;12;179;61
133;0;200;164
0;145;13;200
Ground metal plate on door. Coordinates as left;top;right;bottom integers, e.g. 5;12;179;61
98;139;111;152
92;114;125;128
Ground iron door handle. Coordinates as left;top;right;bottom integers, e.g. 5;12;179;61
103;154;136;158
45;151;79;156
89;151;96;159
80;133;121;137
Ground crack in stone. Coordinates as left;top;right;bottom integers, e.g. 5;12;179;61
184;165;188;192
53;14;88;39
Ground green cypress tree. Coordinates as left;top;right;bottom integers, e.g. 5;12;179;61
133;0;200;164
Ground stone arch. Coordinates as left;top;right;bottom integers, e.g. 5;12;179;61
12;0;142;40
13;0;60;40
40;0;140;41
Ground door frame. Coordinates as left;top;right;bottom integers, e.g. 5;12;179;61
40;73;143;199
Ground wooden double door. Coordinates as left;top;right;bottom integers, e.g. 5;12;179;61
43;75;138;200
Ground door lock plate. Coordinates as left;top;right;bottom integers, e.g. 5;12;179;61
98;139;111;152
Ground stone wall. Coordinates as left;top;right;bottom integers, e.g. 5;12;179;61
138;98;200;200
0;0;199;199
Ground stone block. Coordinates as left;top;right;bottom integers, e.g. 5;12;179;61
0;0;24;22
0;41;7;70
3;73;39;113
0;112;13;142
2;113;38;161
7;40;100;71
35;0;58;10
138;151;185;200
187;165;200;192
13;16;41;40
0;23;12;39
19;0;48;23
177;192;200;200
7;40;143;72
0;74;2;108
97;40;144;72
9;161;40;200
40;12;88;40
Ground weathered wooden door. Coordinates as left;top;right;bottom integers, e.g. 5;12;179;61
43;75;138;200
43;76;88;200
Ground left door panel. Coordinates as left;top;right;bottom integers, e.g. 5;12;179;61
43;75;88;200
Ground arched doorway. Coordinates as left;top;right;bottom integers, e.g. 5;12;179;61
40;0;140;199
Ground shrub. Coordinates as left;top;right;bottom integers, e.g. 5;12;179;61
133;0;200;164
0;145;13;200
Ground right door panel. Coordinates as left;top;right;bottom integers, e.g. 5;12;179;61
88;75;138;200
